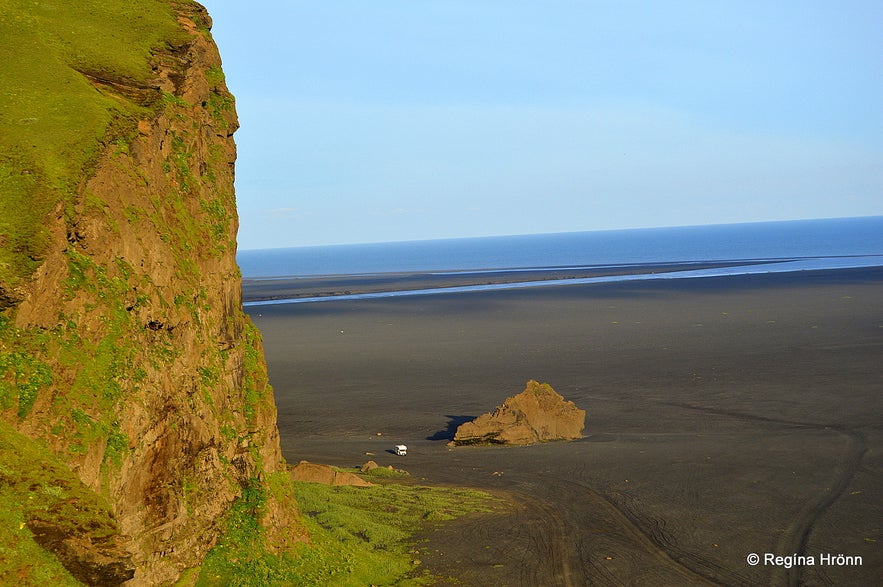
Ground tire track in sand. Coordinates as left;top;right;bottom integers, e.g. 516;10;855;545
663;402;868;586
556;478;725;587
511;491;577;587
776;427;867;587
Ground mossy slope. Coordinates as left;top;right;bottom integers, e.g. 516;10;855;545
193;474;498;587
0;421;131;586
0;0;188;295
0;1;303;584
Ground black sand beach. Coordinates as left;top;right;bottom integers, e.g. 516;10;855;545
245;267;883;586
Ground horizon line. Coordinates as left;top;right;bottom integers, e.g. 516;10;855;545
236;214;883;253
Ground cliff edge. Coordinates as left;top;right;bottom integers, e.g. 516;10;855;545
0;2;304;584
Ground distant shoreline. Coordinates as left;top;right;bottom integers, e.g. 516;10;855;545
242;258;883;306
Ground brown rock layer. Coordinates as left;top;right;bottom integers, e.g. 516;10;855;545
452;380;586;445
27;518;135;587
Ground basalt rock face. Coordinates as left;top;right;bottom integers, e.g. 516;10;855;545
452;380;586;446
0;3;304;585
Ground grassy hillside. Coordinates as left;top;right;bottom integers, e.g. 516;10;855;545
0;0;189;290
0;421;128;585
191;472;499;587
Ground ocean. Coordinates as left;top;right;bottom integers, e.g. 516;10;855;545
238;216;883;279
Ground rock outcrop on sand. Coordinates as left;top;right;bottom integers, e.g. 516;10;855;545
451;380;585;446
290;461;373;487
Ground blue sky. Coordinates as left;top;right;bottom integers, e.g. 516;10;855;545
203;1;882;250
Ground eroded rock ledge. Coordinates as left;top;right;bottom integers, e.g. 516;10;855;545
290;461;373;487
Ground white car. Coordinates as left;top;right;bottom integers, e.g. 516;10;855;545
394;444;407;456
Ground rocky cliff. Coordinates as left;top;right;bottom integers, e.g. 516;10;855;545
0;2;303;585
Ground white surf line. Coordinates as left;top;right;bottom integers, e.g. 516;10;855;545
243;256;883;307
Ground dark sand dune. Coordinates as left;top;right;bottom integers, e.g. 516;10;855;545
246;267;883;586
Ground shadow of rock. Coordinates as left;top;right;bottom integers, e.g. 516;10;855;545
426;415;475;441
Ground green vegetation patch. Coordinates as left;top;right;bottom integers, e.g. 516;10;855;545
192;475;498;586
0;315;54;418
0;0;190;288
241;321;269;426
0;249;137;468
0;420;126;586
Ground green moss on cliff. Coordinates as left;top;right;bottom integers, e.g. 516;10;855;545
0;316;53;418
0;253;137;468
0;421;130;586
241;322;270;426
0;0;189;290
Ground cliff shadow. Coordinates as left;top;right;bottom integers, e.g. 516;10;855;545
426;415;475;441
